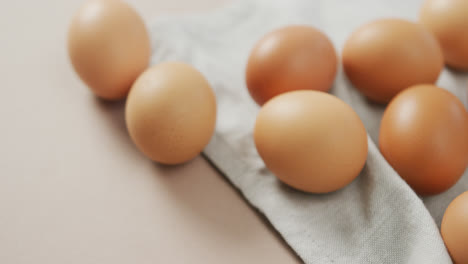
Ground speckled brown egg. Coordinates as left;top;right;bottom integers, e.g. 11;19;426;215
246;25;337;105
342;19;444;103
379;84;468;195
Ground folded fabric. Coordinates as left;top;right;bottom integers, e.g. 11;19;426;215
149;0;468;262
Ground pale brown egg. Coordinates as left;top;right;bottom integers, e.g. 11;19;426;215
379;84;468;195
254;91;368;193
68;0;150;100
125;62;216;165
246;25;337;105
342;19;444;103
420;0;468;70
441;191;468;264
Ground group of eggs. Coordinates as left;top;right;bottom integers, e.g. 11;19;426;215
68;0;468;262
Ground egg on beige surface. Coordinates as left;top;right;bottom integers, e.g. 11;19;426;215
125;62;216;165
68;0;151;100
254;90;368;193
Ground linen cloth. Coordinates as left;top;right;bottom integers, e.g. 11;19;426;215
149;0;468;262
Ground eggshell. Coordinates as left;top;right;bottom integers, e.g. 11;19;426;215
342;19;444;103
420;0;468;70
68;0;151;100
246;25;337;105
125;62;216;165
254;90;368;193
379;84;468;195
441;191;468;264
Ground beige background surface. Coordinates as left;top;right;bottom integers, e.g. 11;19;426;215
0;0;301;263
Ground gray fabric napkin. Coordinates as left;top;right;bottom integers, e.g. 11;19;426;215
149;0;468;262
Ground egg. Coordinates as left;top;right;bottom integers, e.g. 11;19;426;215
125;62;216;165
441;191;468;264
246;25;337;105
68;0;151;100
420;0;468;70
342;19;444;103
254;91;368;193
379;84;468;195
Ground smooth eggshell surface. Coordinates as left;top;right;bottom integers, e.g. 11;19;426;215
254;90;368;193
441;191;468;264
125;62;217;165
379;84;468;195
343;19;443;103
420;0;468;70
68;0;151;100
246;25;337;105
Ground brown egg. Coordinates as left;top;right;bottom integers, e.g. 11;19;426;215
441;191;468;264
342;19;444;103
246;25;337;105
379;84;468;195
125;62;216;165
68;0;151;100
254;91;368;193
420;0;468;70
